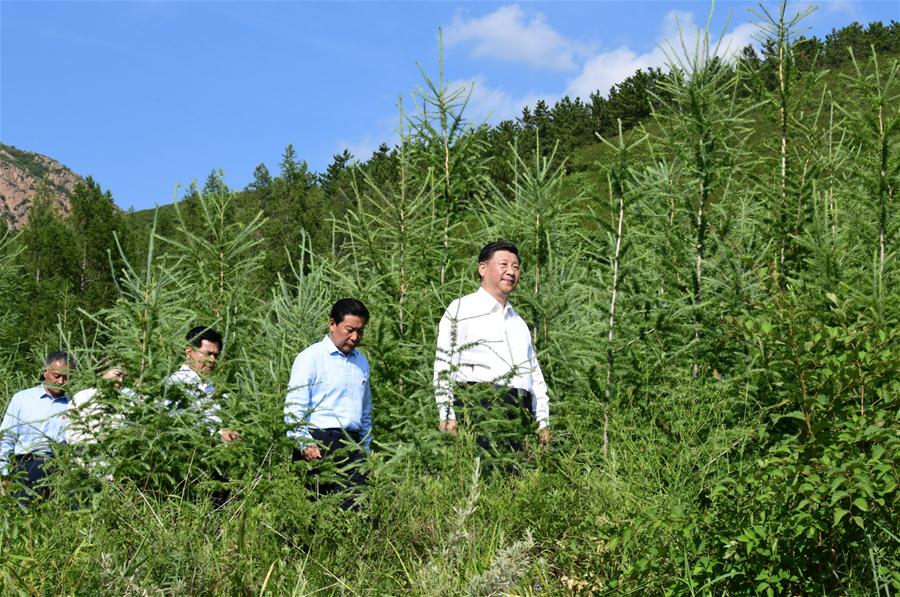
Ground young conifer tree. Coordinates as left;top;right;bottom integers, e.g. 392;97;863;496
164;183;266;351
337;96;452;455
839;49;899;280
69;187;271;490
407;33;491;288
646;16;756;379
69;212;200;487
752;2;823;283
0;230;25;390
585;120;646;457
236;233;337;479
162;185;274;479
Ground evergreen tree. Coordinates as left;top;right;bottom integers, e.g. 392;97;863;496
18;182;78;346
68;176;124;313
823;22;868;66
361;143;400;190
248;163;272;192
643;19;756;379
0;230;24;366
264;144;325;275
202;169;229;197
839;47;900;279
546;96;595;165
320;149;356;221
407;47;491;285
753;2;823;282
608;68;670;131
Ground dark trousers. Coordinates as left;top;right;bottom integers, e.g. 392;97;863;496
11;454;51;503
293;428;366;511
456;384;535;454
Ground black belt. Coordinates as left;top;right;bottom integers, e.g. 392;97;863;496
310;427;363;443
13;454;49;463
459;382;535;417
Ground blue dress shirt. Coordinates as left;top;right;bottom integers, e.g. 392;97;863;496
285;335;372;449
0;385;70;475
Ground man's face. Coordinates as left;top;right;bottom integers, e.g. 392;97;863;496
43;360;70;398
479;250;520;300
185;339;221;375
329;314;367;355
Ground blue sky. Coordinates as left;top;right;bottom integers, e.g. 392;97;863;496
2;1;897;211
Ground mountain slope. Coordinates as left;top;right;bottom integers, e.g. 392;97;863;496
0;143;82;229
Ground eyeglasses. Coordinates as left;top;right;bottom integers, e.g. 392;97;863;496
192;348;220;359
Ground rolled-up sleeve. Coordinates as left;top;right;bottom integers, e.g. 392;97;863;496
529;343;550;429
433;301;460;422
360;378;372;450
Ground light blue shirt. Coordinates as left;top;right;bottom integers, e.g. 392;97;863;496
0;385;70;475
285;335;372;449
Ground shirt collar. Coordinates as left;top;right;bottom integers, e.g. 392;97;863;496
40;385;69;403
323;334;356;358
475;286;514;316
177;364;202;382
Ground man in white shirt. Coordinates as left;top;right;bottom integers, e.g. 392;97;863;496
434;241;551;450
166;326;240;443
67;367;129;445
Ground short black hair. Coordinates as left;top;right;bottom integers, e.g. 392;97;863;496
478;240;519;264
186;326;223;350
330;298;370;324
44;351;77;369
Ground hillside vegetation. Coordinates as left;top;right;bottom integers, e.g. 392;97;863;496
0;10;898;595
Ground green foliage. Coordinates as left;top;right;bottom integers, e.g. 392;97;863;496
1;10;899;595
69;176;125;312
0;230;24;374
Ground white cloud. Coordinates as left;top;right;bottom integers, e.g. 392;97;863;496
350;7;768;153
447;77;546;124
335;135;384;164
821;0;859;17
444;5;580;71
719;22;758;57
663;11;757;61
566;10;761;100
567;46;667;100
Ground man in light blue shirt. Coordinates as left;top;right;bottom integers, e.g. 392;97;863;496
0;351;77;498
285;298;372;510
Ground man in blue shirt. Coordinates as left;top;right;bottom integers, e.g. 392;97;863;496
0;351;77;498
285;298;372;510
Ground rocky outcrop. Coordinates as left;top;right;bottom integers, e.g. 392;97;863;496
0;144;82;229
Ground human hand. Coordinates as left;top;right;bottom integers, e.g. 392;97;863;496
218;428;241;443
439;419;458;435
538;428;551;448
302;445;322;460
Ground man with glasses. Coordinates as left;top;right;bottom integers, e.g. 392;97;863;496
166;326;240;443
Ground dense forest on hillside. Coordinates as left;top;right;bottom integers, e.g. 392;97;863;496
1;10;898;594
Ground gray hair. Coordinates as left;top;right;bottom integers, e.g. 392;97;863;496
44;350;77;369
